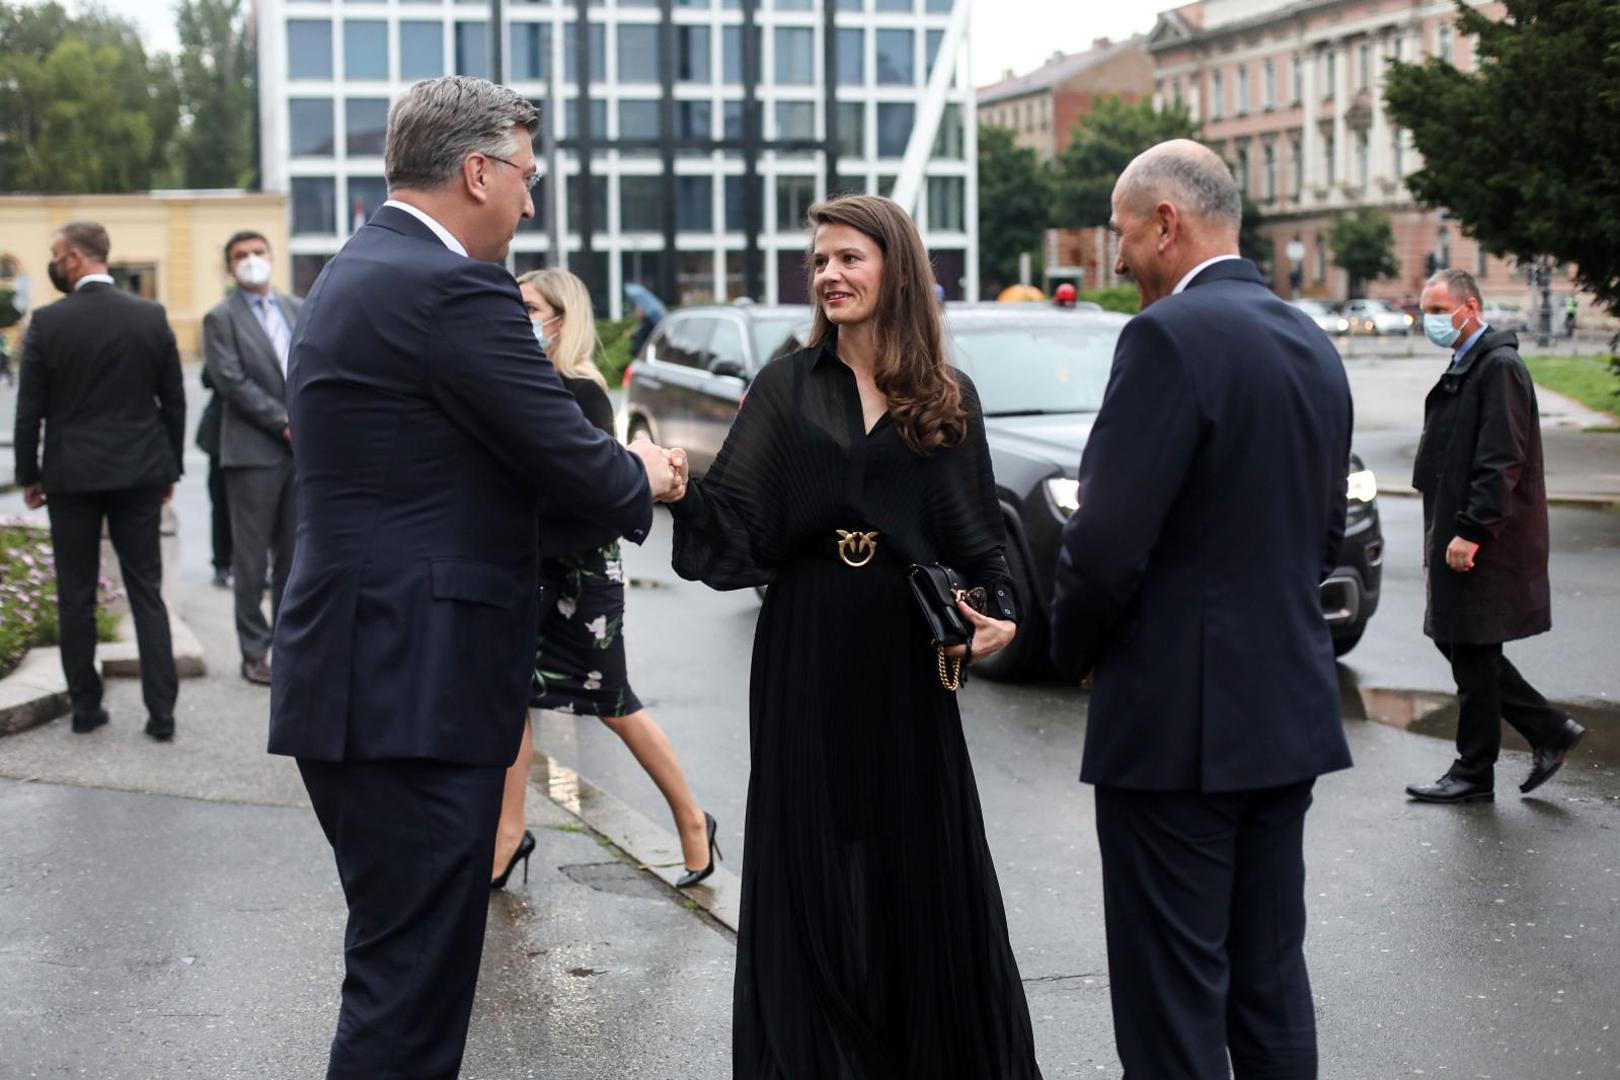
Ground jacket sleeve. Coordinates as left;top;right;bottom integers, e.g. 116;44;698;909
203;304;289;436
155;312;187;477
427;263;653;545
1455;355;1534;544
12;317;46;487
1049;315;1200;680
958;376;1018;624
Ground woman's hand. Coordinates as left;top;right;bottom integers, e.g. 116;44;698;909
944;602;1016;661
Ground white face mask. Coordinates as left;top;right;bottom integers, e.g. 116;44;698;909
234;254;273;288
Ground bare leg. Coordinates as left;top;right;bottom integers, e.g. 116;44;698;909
493;716;534;880
600;709;711;869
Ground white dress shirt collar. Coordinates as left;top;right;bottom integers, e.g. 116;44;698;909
1171;254;1242;296
74;273;115;290
382;199;468;258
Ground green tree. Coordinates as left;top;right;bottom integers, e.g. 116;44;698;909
0;2;178;192
1239;194;1269;276
976;124;1052;296
1384;0;1620;320
1327;208;1400;297
1048;95;1200;228
173;0;256;189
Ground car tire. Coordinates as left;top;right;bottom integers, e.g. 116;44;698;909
1332;622;1366;657
971;530;1046;683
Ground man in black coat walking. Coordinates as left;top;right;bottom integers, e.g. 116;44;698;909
1051;140;1352;1079
13;222;186;740
1405;268;1584;804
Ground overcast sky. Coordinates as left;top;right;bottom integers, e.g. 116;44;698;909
39;0;1160;87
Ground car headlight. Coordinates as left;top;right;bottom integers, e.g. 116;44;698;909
1045;477;1081;517
1346;468;1378;503
1336;318;1350;332
1403;313;1415;326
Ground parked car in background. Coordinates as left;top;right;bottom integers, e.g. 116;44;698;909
1290;299;1350;336
1481;301;1532;333
1342;298;1414;336
621;304;1384;678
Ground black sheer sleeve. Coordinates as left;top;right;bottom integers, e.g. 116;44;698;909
953;375;1019;624
669;359;791;590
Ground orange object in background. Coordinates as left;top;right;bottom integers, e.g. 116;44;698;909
997;284;1046;303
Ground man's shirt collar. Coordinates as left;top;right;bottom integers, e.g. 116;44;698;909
383;199;468;257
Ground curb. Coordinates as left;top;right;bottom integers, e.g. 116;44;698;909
1377;484;1620;512
529;745;741;934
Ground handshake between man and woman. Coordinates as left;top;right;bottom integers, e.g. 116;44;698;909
624;439;689;505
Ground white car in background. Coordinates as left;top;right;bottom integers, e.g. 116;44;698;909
1342;298;1414;336
1289;299;1350;336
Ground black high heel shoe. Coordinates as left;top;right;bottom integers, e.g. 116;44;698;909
491;829;535;891
676;812;721;889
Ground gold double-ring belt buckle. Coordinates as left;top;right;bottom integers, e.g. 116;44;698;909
835;530;879;568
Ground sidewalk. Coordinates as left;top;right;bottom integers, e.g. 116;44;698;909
1345;353;1620;507
0;577;735;1079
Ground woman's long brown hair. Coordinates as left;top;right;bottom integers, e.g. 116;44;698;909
804;194;967;455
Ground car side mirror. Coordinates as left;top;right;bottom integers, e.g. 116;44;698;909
711;358;748;381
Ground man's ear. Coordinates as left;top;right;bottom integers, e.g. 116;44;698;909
463;155;490;206
1155;201;1178;251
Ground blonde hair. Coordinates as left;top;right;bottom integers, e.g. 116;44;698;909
516;268;606;389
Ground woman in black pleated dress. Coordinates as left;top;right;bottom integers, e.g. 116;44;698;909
666;195;1043;1078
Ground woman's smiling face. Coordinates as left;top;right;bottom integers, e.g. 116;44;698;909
812;223;885;328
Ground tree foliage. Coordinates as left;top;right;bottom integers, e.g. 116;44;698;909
0;2;179;193
1048;95;1201;228
1384;0;1620;318
1327;207;1400;297
976;124;1052;295
173;0;256;189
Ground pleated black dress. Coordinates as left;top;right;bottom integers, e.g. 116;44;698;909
670;337;1043;1079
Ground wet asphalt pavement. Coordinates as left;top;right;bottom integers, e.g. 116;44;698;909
2;366;1619;1077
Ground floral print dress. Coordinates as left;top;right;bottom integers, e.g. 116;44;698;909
530;541;642;719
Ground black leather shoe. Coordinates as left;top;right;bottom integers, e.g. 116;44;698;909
71;708;110;734
1522;718;1586;795
211;569;232;589
241;657;272;685
144;715;175;741
676;812;722;889
1406;775;1494;803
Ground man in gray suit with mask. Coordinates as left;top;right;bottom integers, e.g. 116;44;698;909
202;230;302;685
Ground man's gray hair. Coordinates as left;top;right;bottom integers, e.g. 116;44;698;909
1426;267;1482;307
1119;141;1243;229
385;76;540;191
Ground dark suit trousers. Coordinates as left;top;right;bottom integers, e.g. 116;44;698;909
206;455;232;573
46;487;177;722
225;458;296;661
1436;641;1566;783
1095;782;1318;1080
298;758;505;1080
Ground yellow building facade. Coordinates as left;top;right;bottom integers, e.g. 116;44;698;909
0;190;289;361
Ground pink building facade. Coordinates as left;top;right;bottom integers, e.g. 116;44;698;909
1147;0;1579;310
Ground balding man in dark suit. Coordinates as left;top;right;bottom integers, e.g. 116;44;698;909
1051;140;1353;1080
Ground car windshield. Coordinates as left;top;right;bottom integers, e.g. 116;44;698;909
1293;300;1332;315
749;316;810;364
947;321;1118;415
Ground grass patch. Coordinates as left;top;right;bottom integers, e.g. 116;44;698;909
0;523;122;679
1524;354;1620;418
544;822;588;834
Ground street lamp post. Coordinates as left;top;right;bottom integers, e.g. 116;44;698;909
1535;256;1553;348
1286;238;1305;299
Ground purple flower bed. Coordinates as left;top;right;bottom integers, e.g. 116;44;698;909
0;521;123;680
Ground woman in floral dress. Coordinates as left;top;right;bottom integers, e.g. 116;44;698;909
490;269;718;890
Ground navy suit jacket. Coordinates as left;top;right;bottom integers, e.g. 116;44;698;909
1050;259;1354;792
268;206;653;766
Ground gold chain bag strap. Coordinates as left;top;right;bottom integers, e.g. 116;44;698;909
906;563;989;692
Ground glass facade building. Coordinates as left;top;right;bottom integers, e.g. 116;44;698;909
258;0;978;315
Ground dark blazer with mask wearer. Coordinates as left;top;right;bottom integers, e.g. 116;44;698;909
13;280;185;731
270;203;653;1079
1049;257;1353;1079
203;286;304;667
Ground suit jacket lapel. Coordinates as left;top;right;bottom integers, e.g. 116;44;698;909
229;289;287;394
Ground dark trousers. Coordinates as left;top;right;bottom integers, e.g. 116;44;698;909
225;459;296;661
298;758;506;1080
1436;640;1566;783
206;455;232;573
45;487;177;722
1095;781;1318;1080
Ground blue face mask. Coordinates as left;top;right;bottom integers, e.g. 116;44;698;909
532;318;552;355
1424;307;1464;349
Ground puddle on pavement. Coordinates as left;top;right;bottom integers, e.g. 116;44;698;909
559;862;670;901
1338;666;1620;766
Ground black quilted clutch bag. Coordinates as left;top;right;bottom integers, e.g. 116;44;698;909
906;563;988;691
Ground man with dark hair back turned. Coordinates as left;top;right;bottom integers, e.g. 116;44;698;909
13;222;186;740
1404;268;1584;804
270;76;682;1078
201;230;303;686
1051;140;1353;1079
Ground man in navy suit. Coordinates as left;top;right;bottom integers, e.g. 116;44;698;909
270;77;679;1079
1050;140;1353;1079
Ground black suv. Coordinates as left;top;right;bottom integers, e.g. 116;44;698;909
621;303;1383;679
